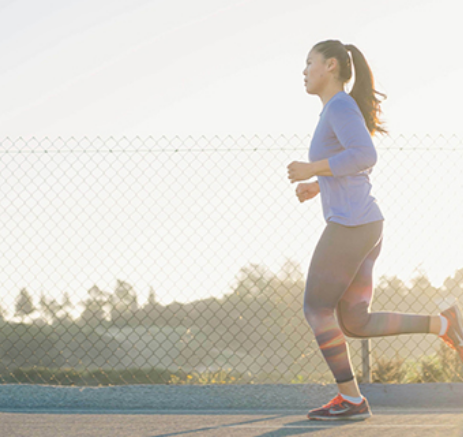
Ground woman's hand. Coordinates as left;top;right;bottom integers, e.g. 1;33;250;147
287;161;316;184
295;182;320;203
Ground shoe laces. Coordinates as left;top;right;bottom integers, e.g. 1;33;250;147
321;393;345;409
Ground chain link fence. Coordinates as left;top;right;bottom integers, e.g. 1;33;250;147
0;134;462;386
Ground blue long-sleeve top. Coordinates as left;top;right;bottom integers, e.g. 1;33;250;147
308;90;384;226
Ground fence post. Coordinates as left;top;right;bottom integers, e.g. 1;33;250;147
361;339;371;383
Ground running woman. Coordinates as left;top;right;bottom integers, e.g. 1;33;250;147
287;39;463;421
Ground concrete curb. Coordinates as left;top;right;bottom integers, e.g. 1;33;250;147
0;383;462;410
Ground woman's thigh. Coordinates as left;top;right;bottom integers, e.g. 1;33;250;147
303;220;383;312
335;238;382;335
338;237;382;307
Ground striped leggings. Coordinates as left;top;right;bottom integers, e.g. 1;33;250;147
303;219;431;384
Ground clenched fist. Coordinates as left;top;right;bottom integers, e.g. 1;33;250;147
287;161;316;184
295;182;320;203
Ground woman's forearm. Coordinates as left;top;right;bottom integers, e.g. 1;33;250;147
311;159;334;176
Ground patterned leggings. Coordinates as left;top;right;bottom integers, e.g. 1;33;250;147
303;219;431;384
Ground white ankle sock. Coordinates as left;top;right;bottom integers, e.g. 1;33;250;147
340;393;363;404
439;315;448;336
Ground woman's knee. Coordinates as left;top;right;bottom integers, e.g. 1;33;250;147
338;321;364;338
337;301;370;338
303;304;333;329
303;303;315;325
303;280;343;324
303;285;321;325
303;292;325;324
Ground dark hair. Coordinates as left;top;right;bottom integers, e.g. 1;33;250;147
311;39;388;136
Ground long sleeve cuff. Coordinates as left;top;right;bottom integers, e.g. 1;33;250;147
328;147;377;177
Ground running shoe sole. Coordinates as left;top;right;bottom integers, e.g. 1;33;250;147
439;302;463;363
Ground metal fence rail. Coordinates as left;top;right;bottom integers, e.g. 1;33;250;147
0;134;462;385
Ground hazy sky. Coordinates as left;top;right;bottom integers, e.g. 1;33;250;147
0;0;462;139
1;0;462;315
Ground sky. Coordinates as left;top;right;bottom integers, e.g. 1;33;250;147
0;0;462;138
0;0;462;317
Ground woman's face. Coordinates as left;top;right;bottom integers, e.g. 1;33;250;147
303;49;332;95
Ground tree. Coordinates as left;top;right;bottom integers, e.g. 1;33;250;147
232;263;273;299
444;267;463;296
408;267;438;298
52;291;75;325
78;285;110;328
278;258;304;283
62;291;73;312
147;287;157;306
15;288;35;322
39;292;60;323
109;279;139;325
377;275;407;295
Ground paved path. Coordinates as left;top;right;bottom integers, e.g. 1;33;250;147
0;382;462;410
0;383;462;436
1;408;462;437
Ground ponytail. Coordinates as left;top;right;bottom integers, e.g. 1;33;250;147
344;44;387;136
312;40;388;136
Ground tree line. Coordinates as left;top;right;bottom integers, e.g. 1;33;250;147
8;260;463;329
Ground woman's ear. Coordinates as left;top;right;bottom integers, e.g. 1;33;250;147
325;57;338;73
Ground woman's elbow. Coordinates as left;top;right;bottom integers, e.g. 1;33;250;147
362;148;377;170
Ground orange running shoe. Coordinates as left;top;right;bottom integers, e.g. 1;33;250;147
307;393;372;421
439;303;463;364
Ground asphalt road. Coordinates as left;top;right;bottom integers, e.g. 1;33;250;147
0;383;462;436
1;408;462;437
